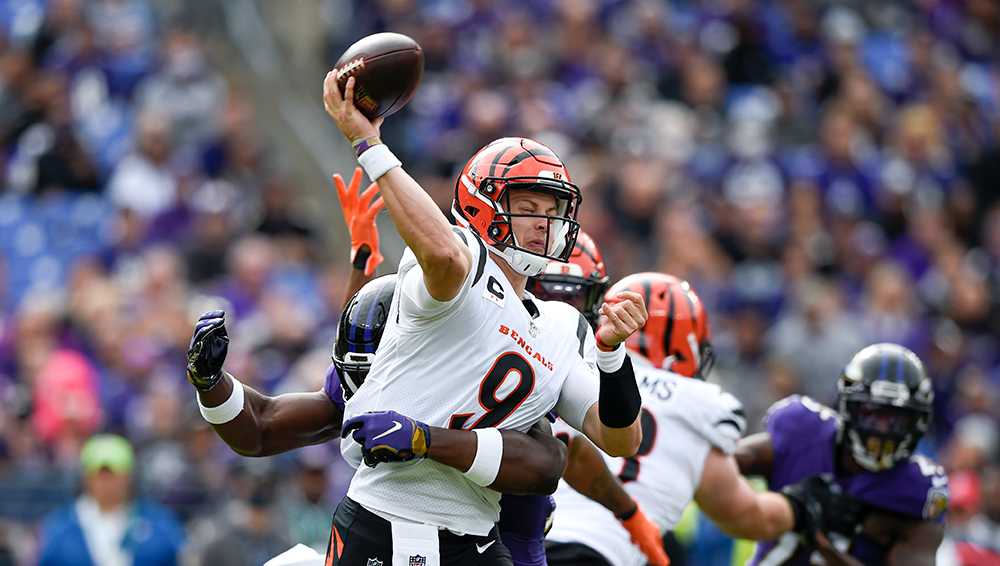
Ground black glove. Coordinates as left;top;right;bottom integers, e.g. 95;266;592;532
186;310;229;391
782;474;841;546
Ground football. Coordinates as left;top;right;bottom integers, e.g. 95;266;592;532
333;32;424;120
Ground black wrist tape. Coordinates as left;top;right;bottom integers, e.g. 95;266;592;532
615;502;638;521
353;245;372;271
598;355;641;428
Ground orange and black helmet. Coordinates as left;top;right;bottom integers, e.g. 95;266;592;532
452;137;581;276
606;272;714;379
528;231;609;328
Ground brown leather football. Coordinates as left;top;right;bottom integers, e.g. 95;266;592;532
334;32;424;120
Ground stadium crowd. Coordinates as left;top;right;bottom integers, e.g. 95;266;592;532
0;0;997;564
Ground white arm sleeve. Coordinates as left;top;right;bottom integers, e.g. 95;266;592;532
555;353;600;432
397;227;486;323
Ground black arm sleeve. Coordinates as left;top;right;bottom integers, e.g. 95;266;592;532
597;355;641;428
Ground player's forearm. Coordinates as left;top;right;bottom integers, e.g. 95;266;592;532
427;425;566;495
581;403;643;458
563;435;635;517
591;352;642;457
715;491;796;540
198;373;341;457
735;433;775;477
596;421;642;457
375;167;467;278
888;522;943;566
343;251;376;308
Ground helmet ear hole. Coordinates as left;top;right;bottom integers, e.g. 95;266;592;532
488;221;510;241
464;206;480;218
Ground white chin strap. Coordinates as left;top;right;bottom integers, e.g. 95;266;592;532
500;220;571;277
500;246;550;276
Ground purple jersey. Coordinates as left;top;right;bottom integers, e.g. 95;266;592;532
498;495;554;566
750;396;949;566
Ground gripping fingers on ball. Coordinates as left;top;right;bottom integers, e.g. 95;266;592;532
343;77;357;114
324;71;342;104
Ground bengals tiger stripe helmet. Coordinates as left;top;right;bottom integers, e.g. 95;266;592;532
606;272;715;379
452;137;582;276
527;231;609;328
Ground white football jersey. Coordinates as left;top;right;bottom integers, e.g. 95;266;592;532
343;228;600;536
547;354;746;566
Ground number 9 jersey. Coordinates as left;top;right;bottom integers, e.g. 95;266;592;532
343;227;601;536
547;354;746;566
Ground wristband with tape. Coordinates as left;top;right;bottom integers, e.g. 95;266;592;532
357;143;401;181
464;428;504;487
597;343;627;372
198;374;245;425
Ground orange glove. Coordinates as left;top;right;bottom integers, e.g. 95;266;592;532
620;502;669;566
333;167;385;276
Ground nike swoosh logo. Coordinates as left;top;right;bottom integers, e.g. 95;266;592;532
476;540;496;554
372;420;402;440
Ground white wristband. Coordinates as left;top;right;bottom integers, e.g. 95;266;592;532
357;144;401;181
464;428;504;487
596;344;627;373
198;374;245;425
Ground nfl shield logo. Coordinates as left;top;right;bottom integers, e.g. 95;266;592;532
409;556;426;566
366;559;383;566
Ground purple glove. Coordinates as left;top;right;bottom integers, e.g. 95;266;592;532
341;410;432;468
186;310;229;391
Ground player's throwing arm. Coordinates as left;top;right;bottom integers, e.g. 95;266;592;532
323;73;471;303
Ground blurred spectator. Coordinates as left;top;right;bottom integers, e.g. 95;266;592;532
199;474;290;566
37;434;184;565
860;261;926;350
107;111;177;217
137;29;225;150
32;348;103;463
278;446;338;554
944;415;999;473
942;464;1000;566
768;278;865;403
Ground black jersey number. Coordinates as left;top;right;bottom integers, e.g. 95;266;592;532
449;352;536;430
617;408;657;483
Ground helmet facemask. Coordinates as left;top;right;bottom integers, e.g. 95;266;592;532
840;398;930;471
694;341;716;379
836;343;935;472
486;179;581;277
527;274;608;327
332;351;374;400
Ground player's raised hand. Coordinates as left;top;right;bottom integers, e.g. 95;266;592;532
620;503;670;566
333;167;385;276
186;310;229;391
323;73;382;144
595;291;648;351
342;410;431;468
